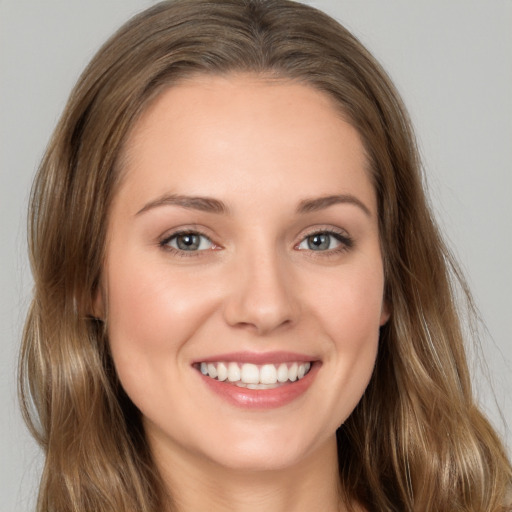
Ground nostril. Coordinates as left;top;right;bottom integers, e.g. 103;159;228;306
231;317;293;336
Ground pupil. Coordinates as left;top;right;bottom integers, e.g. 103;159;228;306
177;234;200;250
308;234;329;250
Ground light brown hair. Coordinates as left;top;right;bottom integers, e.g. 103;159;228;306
20;0;511;510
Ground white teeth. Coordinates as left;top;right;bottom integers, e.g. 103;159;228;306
207;363;217;379
277;363;288;383
227;362;240;382
289;363;298;381
260;364;277;384
198;361;312;386
247;383;280;390
241;363;259;384
217;362;228;381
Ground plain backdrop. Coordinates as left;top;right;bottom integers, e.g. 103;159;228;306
1;1;511;509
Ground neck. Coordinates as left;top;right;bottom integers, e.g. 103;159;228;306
153;435;348;512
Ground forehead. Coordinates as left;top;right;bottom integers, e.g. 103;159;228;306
115;73;375;216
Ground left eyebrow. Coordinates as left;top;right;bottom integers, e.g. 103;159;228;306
296;194;372;217
136;194;229;216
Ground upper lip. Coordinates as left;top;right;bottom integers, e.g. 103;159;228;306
192;351;318;365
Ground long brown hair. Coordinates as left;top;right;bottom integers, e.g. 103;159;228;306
20;1;511;510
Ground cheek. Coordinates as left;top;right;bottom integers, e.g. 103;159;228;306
317;264;385;343
308;264;383;416
104;255;219;384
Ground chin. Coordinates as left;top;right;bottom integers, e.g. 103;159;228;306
191;423;334;473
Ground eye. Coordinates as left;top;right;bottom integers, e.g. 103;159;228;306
161;231;214;252
296;231;352;252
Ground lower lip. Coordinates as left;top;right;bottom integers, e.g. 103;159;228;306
197;363;319;409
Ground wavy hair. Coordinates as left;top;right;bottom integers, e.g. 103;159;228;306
19;0;511;510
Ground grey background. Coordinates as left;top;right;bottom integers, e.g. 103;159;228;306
1;1;510;509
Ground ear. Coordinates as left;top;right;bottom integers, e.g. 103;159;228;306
379;300;391;326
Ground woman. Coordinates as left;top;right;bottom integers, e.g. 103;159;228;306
19;0;511;510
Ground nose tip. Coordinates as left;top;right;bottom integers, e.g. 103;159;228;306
222;255;298;335
226;296;293;335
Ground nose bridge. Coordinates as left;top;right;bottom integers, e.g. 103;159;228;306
223;239;298;334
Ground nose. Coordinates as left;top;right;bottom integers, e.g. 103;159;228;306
222;248;300;336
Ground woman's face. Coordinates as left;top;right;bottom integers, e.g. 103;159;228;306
100;74;389;472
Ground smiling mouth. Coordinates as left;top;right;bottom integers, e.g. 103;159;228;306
195;361;313;389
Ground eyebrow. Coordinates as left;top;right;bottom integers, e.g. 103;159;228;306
136;193;371;217
136;194;229;216
296;194;371;217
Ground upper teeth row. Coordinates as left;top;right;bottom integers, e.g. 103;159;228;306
199;362;311;385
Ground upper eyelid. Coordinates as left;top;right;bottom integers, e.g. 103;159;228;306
162;231;212;242
295;225;351;241
159;225;214;242
294;227;354;251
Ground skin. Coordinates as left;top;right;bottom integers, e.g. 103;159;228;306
98;74;388;512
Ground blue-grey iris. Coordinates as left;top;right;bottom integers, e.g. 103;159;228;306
307;234;330;250
176;233;201;250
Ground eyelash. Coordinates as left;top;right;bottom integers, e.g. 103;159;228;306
296;229;353;256
158;228;354;257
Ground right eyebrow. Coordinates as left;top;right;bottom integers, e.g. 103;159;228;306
136;194;229;216
296;194;372;217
